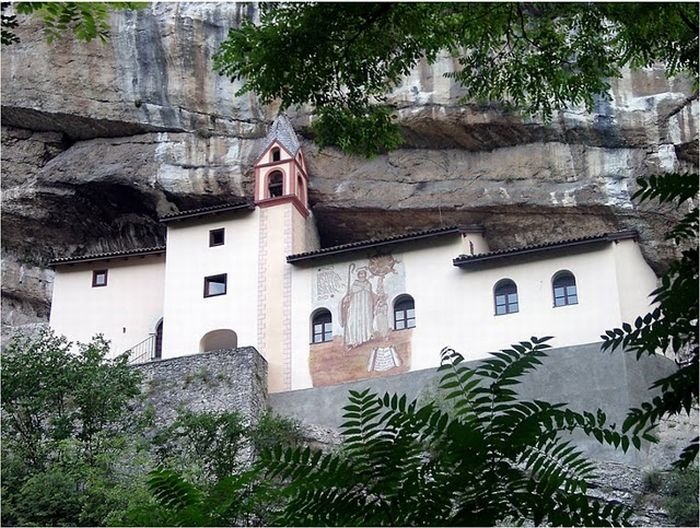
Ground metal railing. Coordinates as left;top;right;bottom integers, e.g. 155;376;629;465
124;334;157;365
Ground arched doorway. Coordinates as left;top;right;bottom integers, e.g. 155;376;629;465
154;319;163;359
199;329;238;353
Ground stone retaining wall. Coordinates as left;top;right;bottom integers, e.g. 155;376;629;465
133;346;267;429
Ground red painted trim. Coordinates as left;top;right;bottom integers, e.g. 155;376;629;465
258;167;287;200
252;140;296;167
256;195;309;217
256;158;294;170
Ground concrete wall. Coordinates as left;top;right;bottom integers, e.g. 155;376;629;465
50;254;165;355
271;342;681;465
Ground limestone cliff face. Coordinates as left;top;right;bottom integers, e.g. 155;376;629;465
1;2;698;333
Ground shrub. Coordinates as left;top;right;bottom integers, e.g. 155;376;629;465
261;338;640;526
664;465;699;527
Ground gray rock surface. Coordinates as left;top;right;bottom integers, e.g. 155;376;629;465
1;2;698;333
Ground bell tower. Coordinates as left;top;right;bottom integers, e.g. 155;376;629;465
253;114;310;219
253;115;318;392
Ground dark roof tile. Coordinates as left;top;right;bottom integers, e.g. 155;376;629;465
287;225;471;263
453;230;638;267
49;246;166;267
264;114;301;155
159;200;254;223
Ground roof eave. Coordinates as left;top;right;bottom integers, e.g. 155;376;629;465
252;138;298;167
287;227;462;264
159;202;255;224
49;247;166;268
453;230;638;267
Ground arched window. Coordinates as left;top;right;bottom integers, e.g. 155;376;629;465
494;279;518;315
271;148;281;162
311;309;332;343
268;171;283;198
200;329;238;353
552;271;578;307
297;175;306;205
394;295;416;330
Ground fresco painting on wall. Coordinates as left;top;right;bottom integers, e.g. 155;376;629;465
309;253;412;387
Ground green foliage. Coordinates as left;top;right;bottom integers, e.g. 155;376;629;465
641;468;664;493
130;410;302;526
154;408;303;484
0;2;18;44
312;104;403;158
154;409;248;482
663;465;699;527
249;409;304;453
2;329;143;466
1;329;146;526
214;3;698;156
2;2;144;45
12;466;83;526
601;172;699;469
260;337;635;526
138;468;276;527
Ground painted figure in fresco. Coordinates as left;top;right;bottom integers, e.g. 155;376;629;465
374;293;389;337
341;265;376;348
367;254;399;338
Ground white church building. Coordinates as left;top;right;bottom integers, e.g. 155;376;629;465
49;116;659;393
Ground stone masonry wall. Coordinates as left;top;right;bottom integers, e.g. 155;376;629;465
133;346;267;429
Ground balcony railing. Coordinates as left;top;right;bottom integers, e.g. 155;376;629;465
124;334;157;365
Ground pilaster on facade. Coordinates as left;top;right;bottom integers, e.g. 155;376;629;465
256;209;269;356
282;205;294;391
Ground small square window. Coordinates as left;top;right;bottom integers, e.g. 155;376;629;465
92;269;108;287
209;228;225;247
204;274;227;297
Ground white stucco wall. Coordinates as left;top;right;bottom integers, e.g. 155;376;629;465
49;254;165;356
161;210;260;358
288;237;658;390
612;240;660;323
49;215;658;394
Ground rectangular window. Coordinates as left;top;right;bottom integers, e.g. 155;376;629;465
209;228;225;247
204;274;227;297
92;269;108;287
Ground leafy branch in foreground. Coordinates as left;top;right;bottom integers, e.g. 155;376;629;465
602;172;699;469
142;468;274;527
260;337;638;526
214;3;698;156
1;2;144;45
121;410;303;526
